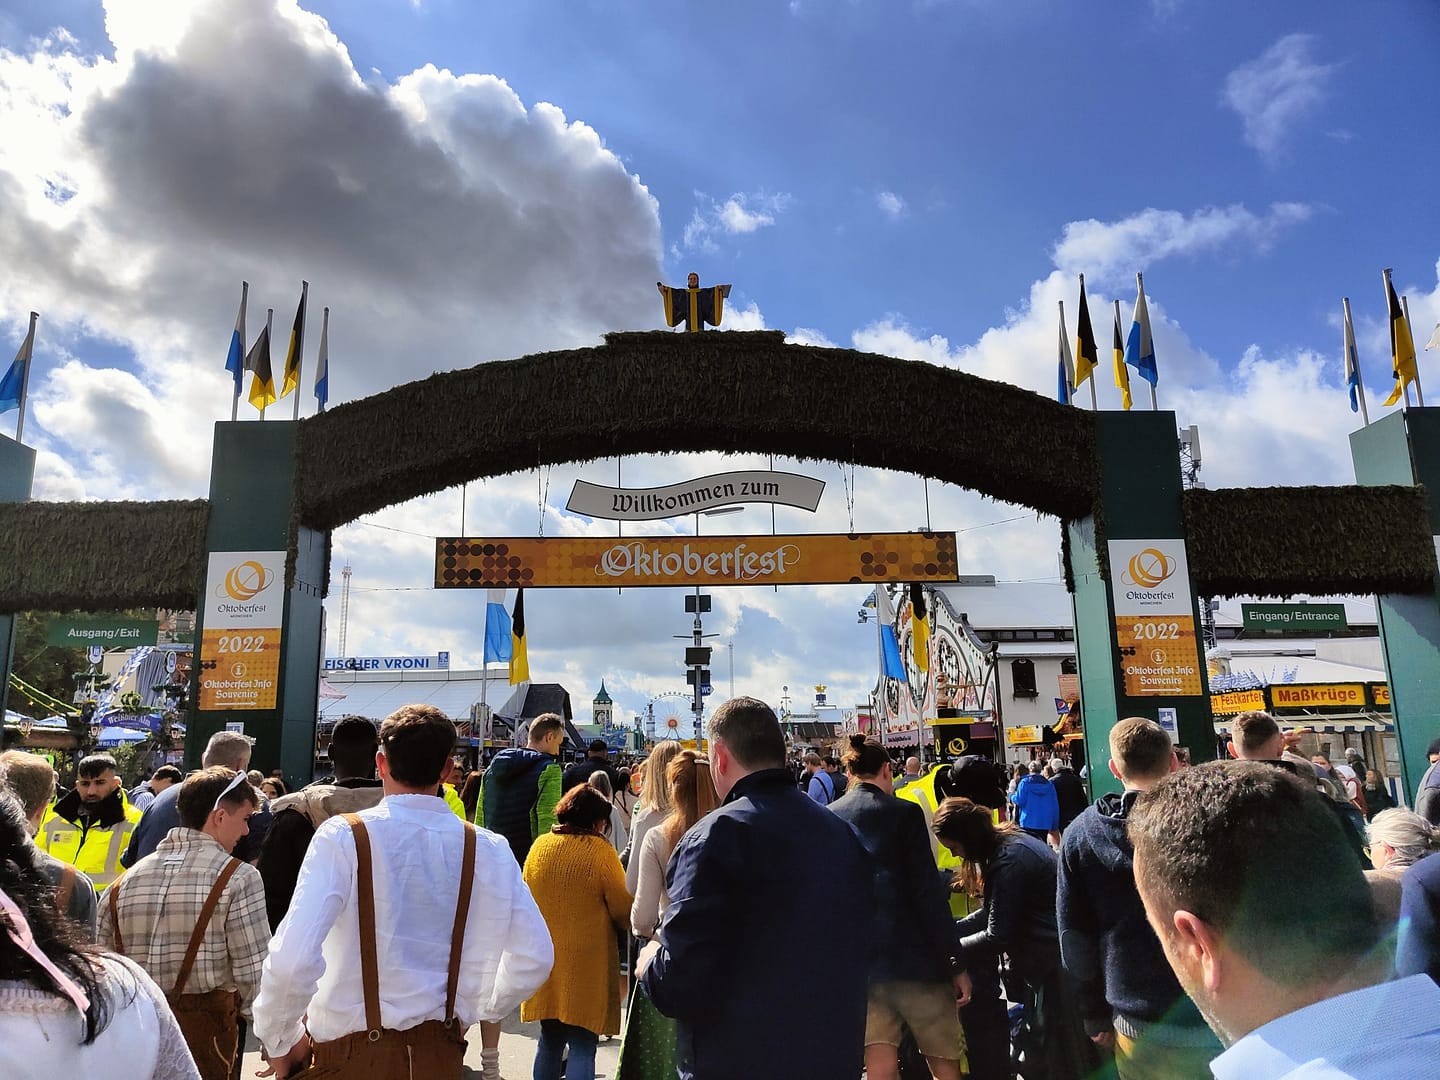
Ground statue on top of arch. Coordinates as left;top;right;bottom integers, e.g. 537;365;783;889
657;272;732;332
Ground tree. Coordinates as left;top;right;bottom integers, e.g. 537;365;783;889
8;612;88;717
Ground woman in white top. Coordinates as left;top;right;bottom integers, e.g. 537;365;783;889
630;751;717;941
623;741;685;895
588;771;629;854
0;790;198;1080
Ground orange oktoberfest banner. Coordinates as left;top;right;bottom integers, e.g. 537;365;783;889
435;532;958;589
196;551;286;710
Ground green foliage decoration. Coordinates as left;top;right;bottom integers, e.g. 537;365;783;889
0;500;209;613
292;331;1103;530
1182;485;1435;598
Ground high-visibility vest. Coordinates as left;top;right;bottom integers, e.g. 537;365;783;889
37;798;142;892
441;783;465;819
896;766;976;918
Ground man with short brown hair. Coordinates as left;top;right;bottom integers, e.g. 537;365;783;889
102;766;270;1079
254;704;553;1079
1058;718;1220;1077
1132;761;1440;1076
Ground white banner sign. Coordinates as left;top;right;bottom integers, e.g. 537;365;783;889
566;470;824;521
324;653;450;672
1109;539;1195;617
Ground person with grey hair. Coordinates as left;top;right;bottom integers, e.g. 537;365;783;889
123;731;271;867
0;750;98;936
1366;808;1440;924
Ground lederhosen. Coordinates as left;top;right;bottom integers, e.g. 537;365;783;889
298;813;478;1078
110;859;244;1080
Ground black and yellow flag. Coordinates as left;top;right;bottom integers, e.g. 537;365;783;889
280;281;308;400
1072;275;1098;391
1382;273;1419;407
245;314;274;410
1113;300;1133;410
509;587;530;685
910;583;930;674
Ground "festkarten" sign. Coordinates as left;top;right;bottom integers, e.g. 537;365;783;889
435;532;958;589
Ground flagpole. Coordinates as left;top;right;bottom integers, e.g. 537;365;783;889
231;281;248;423
292;280;308;421
12;311;38;444
1403;294;1425;407
1343;297;1370;426
259;308;273;421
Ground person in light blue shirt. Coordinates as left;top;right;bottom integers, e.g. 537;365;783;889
1129;760;1440;1079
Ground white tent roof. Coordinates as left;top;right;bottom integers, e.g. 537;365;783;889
318;668;515;722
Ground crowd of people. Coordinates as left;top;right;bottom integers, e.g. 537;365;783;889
1;700;1439;1078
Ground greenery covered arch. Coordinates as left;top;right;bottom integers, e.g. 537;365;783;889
292;330;1101;530
0;331;1436;612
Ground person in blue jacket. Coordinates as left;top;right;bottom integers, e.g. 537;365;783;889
642;697;873;1080
1012;761;1060;843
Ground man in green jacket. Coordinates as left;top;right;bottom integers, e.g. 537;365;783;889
475;714;565;864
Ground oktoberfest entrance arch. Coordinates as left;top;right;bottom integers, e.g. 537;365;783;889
2;330;1436;797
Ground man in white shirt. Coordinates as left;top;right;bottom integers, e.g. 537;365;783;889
1130;759;1440;1079
254;704;553;1078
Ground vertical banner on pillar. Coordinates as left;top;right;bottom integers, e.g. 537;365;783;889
1108;539;1204;697
197;551;287;710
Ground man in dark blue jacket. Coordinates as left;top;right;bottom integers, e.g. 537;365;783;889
830;734;968;1080
643;697;873;1080
1058;717;1221;1078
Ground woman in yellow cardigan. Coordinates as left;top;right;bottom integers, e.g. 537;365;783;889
523;784;632;1080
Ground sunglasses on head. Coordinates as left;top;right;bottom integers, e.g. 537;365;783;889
211;771;249;814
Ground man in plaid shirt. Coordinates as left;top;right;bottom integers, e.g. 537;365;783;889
101;766;271;1079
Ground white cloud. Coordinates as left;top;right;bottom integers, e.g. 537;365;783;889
1222;33;1340;160
1052;203;1313;284
681;190;791;251
0;0;663;496
876;190;905;219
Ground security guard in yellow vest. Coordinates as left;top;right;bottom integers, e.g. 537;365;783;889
896;763;975;918
38;752;142;892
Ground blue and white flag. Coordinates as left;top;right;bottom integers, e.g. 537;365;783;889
1124;276;1159;387
314;306;330;411
873;584;907;680
1343;298;1364;413
484;589;513;664
224;282;248;398
1056;301;1074;405
0;312;38;417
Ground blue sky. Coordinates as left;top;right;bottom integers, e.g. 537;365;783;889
1;0;1437;725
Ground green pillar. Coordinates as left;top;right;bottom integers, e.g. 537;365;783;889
185;421;326;790
1351;409;1440;804
1066;411;1213;797
0;435;36;721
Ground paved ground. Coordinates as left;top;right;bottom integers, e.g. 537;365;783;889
239;1011;623;1078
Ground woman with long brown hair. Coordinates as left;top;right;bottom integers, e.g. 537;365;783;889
622;741;684;895
618;750;717;1080
932;797;1095;1080
630;751;716;942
